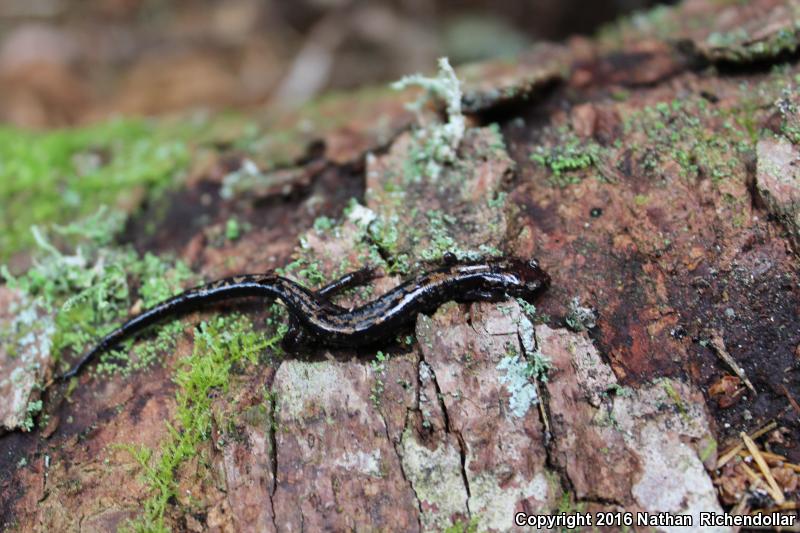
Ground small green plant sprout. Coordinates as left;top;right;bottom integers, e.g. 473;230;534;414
225;218;241;241
526;350;552;384
515;297;537;318
391;57;465;180
312;215;335;234
565;296;597;332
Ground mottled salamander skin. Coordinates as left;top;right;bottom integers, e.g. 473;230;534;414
60;257;549;380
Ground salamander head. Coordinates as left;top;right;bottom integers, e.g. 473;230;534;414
494;257;551;299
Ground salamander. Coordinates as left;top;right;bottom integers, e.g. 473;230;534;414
60;256;550;380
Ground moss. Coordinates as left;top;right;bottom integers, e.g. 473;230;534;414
774;86;800;144
554;491;587;532
660;379;686;415
443;517;480;533
621;96;751;184
369;351;389;408
2;209;193;376
530;133;602;188
705;23;800;63
120;314;283;532
0;118;196;261
595;2;740;51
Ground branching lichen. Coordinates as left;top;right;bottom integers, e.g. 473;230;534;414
2;208;193;376
391;57;466;180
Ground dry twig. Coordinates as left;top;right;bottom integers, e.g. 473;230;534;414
741;431;785;505
717;421;777;469
709;331;756;395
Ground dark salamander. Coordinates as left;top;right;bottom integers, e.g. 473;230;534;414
60;257;549;380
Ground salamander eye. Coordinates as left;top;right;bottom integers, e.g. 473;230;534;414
442;251;458;265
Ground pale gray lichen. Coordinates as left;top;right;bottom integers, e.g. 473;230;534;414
565;296;597;332
391;57;466;180
516;311;537;355
496;355;540;418
345;199;378;229
219;158;267;199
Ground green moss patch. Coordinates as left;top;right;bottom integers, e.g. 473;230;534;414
120;314;283;532
621;97;752;183
530;133;602;187
0;118;194;261
2;208;193;376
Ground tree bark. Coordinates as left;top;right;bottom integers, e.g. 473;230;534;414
2;0;799;530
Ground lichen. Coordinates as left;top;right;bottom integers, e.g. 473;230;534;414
399;427;469;530
621;97;750;184
774;86;800;144
219;158;267;199
418;209;502;263
391;57;466;180
496;344;550;418
2;208;193;377
565;297;597;332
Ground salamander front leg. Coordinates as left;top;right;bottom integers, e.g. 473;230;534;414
455;289;507;303
281;317;311;352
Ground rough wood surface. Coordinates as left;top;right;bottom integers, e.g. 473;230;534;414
1;0;799;531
